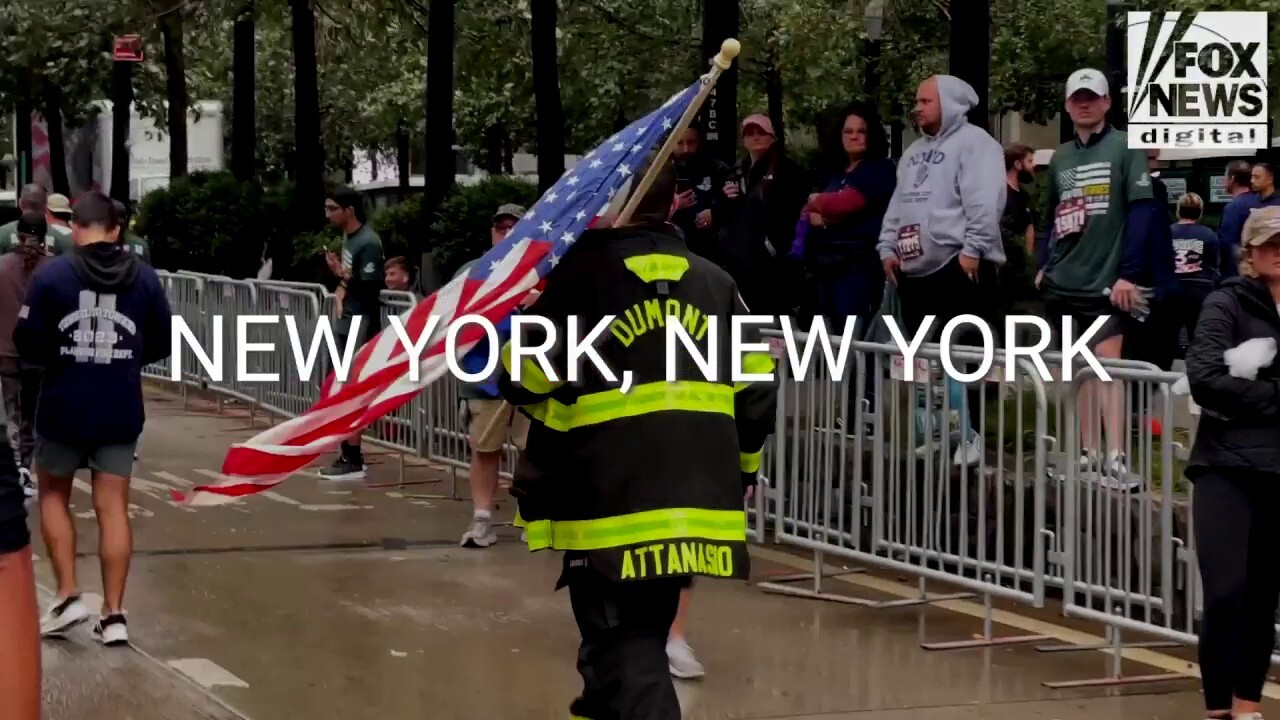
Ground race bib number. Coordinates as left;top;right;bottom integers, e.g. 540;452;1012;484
1053;197;1087;239
896;224;923;261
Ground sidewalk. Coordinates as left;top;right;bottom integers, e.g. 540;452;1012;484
26;387;1260;719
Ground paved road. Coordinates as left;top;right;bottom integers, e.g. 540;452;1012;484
25;386;1270;719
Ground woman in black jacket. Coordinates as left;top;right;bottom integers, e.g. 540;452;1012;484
714;114;809;319
1185;206;1280;720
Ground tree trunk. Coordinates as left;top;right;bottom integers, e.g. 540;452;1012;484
530;0;564;193
110;61;133;203
15;69;33;186
481;123;503;175
160;4;189;179
700;0;740;166
41;85;70;195
232;0;256;181
423;0;456;232
765;61;785;149
948;0;990;131
290;0;324;231
396;122;411;199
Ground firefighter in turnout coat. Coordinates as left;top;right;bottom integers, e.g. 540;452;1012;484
496;156;778;720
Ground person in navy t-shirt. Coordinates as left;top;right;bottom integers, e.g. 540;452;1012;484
1169;192;1220;353
14;191;171;648
796;102;896;333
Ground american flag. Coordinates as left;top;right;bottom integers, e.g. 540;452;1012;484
175;79;706;505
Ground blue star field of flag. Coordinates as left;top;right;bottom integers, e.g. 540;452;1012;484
454;76;706;386
466;77;704;284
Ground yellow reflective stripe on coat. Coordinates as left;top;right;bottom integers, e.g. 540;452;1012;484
739;450;761;473
623;253;689;283
526;381;734;431
500;341;562;395
523;507;746;551
734;351;776;392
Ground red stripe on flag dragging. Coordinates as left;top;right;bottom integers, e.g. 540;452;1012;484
187;250;545;505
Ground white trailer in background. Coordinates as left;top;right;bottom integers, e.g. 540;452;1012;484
90;100;225;200
13;100;225;201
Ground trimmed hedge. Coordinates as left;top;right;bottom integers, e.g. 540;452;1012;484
134;172;538;284
134;172;294;278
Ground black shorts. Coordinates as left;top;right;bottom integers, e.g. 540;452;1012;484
0;485;28;555
1044;295;1128;350
341;314;381;349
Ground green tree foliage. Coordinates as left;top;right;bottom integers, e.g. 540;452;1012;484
990;0;1106;124
133;170;293;275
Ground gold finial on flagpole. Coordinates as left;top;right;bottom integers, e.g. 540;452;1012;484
614;38;742;226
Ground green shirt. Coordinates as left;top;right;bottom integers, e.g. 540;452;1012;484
0;220;73;255
122;231;151;264
1041;127;1153;299
339;223;384;334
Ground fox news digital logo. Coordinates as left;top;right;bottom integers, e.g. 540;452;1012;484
1127;11;1268;150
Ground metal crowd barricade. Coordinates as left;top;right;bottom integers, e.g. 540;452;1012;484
1040;363;1205;688
756;331;1053;650
250;284;324;419
201;277;261;410
145;273;1247;677
160;272;209;391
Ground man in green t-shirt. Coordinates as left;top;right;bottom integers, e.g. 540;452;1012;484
0;185;73;255
319;186;384;481
1037;68;1156;481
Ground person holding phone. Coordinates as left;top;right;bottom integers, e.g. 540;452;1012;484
319;186;384;481
715;114;809;319
671;127;730;261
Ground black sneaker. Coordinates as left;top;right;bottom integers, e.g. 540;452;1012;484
318;455;366;481
19;467;35;498
92;613;129;647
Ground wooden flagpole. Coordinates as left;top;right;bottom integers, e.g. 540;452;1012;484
473;39;742;449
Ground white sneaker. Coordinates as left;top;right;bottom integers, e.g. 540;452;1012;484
92;613;129;647
19;467;35;498
953;435;983;466
40;594;90;637
460;516;497;548
667;636;705;679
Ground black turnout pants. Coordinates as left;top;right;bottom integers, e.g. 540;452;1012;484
1192;470;1280;711
895;255;1000;435
566;564;684;720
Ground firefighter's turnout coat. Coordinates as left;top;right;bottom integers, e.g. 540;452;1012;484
497;221;778;584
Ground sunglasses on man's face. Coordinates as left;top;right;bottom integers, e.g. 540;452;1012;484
324;203;344;213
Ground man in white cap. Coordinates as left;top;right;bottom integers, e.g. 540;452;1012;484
1036;68;1165;481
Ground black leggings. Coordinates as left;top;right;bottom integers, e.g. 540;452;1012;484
1193;470;1280;712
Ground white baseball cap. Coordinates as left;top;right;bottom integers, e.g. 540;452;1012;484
1065;68;1109;99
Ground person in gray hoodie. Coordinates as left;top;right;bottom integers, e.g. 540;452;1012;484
877;74;1007;467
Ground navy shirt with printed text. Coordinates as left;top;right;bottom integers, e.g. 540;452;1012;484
13;254;173;446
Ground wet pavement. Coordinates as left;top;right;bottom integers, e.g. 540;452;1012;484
26;387;1276;719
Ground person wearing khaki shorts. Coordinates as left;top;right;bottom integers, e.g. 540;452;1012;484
459;397;529;548
456;202;531;548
